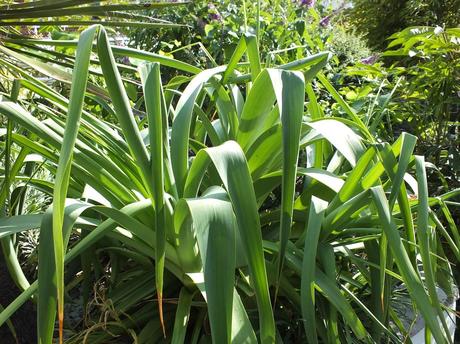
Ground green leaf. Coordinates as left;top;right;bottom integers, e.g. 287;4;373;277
187;273;257;344
317;74;372;141
222;33;261;83
139;62;167;333
171;288;194;344
178;186;236;343
184;141;275;343
97;27;152;195
48;25;97;343
301;196;328;344
305;119;365;167
0;214;43;238
370;186;448;343
266;69;305;288
171;66;226;196
415;156;452;343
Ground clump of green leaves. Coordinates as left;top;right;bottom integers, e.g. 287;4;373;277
0;21;458;344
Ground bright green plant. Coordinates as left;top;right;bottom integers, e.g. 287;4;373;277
0;23;459;344
341;26;460;192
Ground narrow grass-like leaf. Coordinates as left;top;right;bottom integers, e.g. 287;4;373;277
330;147;375;210
48;25;97;344
268;69;305;290
415;156;452;343
0;304;17;342
222;34;261;83
0;20;184;28
4;37;202;74
301;196;328;344
370;186;448;343
306;83;324;168
171;66;226;195
1;79;30;294
139;62;167;335
0;281;37;329
264;241;368;339
316;73;372;141
0;103;135;207
0;44;107;99
171;288;194;344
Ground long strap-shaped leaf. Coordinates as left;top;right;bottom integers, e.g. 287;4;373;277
170;66;226;196
0;79;31;294
263;240;368;340
4;38;202;74
38;201;90;344
177;187;236;343
236;70;277;150
316;73;373;142
49;25;97;344
388;133;417;210
301;196;328;344
184;141;275;343
171;288;194;344
266;69;305;289
233;69;306;284
97;28;175;332
186;272;258;344
96;27;152;194
304;119;365;167
374;141;409;326
415;156;453;344
0;102;135;207
370;186;448;343
139;62;168;336
222;33;261;84
0;2;185;19
0;44;107;99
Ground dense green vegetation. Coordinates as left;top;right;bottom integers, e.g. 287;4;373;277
345;0;460;49
0;1;458;343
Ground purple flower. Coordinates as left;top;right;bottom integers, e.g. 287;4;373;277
319;15;330;27
207;2;222;22
299;0;315;7
360;55;379;65
209;12;222;21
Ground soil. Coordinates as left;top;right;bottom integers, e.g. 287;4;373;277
0;253;37;344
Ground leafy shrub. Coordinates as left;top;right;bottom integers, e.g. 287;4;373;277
345;0;460;49
326;25;371;65
342;26;460;192
127;0;339;67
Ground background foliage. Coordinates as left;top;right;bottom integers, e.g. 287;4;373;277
344;0;460;49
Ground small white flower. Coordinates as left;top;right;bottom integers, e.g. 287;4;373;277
434;26;443;35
